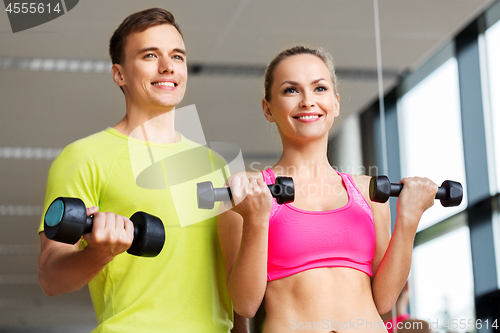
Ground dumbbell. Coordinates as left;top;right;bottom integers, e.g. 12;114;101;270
197;177;295;209
369;175;463;207
44;197;165;257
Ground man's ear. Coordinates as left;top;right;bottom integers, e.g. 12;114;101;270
262;98;275;122
111;64;125;87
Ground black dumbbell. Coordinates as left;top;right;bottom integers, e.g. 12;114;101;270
369;175;463;207
44;197;165;257
197;177;295;209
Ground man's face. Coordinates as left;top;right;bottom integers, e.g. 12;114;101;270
115;24;187;111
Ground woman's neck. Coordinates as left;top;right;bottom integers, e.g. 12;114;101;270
275;135;333;178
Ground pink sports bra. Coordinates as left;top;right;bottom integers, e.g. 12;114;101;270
262;168;375;281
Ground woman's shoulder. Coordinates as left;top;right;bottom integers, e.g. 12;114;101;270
348;173;390;222
344;173;379;209
346;173;372;197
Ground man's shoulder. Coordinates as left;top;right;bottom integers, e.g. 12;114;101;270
48;129;127;174
59;128;124;159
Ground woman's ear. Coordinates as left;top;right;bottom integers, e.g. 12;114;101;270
262;98;275;122
333;93;340;118
111;64;125;87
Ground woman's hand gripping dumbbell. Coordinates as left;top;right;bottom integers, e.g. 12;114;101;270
369;175;463;207
44;197;165;257
197;176;295;209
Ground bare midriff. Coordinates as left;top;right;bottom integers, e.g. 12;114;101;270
263;267;387;333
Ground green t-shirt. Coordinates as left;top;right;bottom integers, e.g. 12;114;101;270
39;128;233;332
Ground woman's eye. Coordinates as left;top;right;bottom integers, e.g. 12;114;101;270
284;87;298;94
315;86;327;92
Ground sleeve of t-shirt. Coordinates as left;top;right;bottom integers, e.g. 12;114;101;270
38;141;99;233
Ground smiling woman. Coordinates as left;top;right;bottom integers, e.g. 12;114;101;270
217;46;440;333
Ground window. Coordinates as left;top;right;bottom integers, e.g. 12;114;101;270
411;226;475;332
485;19;500;194
399;58;468;231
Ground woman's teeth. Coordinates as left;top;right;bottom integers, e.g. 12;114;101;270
296;115;320;120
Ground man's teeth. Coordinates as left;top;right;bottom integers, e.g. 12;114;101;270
297;115;320;120
153;82;175;87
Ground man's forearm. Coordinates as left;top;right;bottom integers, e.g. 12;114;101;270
38;233;110;296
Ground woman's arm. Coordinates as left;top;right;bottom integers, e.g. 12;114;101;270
354;175;438;314
217;174;272;318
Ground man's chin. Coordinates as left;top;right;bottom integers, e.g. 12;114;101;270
151;97;182;110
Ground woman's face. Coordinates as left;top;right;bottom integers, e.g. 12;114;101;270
263;54;339;142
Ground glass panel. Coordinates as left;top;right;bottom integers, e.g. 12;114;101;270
485;19;500;194
411;226;475;332
399;58;468;231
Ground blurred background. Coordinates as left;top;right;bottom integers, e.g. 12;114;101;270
1;0;500;332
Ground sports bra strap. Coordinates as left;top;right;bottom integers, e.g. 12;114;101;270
260;169;280;220
341;173;374;221
261;168;275;184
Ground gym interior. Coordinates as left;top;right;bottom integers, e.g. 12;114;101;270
1;0;500;332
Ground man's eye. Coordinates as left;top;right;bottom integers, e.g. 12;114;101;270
173;54;185;61
144;54;156;59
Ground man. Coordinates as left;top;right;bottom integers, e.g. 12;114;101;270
38;8;246;332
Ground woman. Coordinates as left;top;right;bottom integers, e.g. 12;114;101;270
217;46;438;333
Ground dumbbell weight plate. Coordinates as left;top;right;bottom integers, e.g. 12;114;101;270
438;181;463;207
127;212;165;257
369;176;391;203
273;177;295;204
44;197;88;244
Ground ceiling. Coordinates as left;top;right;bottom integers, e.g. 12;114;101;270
0;0;495;330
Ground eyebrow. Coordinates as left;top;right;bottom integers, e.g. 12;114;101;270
279;78;327;87
136;47;187;56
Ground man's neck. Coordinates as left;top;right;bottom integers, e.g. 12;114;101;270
113;105;180;144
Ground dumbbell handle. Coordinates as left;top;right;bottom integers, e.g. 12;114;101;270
44;197;164;257
46;202;141;241
382;183;449;199
81;216;139;240
214;184;286;202
369;176;463;207
198;176;294;209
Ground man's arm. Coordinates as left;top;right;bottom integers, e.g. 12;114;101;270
38;207;134;296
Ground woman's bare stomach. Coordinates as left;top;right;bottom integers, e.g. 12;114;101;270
263;267;388;333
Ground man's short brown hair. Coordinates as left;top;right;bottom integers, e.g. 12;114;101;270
109;8;183;65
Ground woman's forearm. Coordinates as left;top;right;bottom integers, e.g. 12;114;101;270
227;220;268;318
371;217;417;314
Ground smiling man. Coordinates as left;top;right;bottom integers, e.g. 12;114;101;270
37;8;245;333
